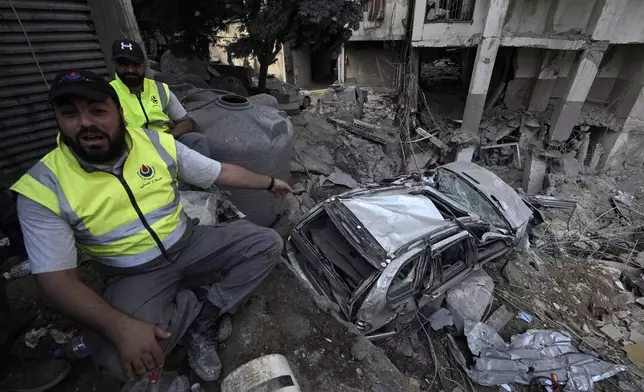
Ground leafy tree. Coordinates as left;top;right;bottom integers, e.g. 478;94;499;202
226;0;364;91
132;0;364;90
132;0;228;57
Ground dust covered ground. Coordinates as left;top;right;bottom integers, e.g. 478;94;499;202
7;106;644;392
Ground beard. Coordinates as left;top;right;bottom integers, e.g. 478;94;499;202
117;71;145;88
60;117;127;165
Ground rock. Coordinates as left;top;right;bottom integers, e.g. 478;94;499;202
506;120;520;128
399;341;413;358
297;193;315;210
616;310;629;319
351;341;368;361
526;119;540;128
629;321;644;334
446;269;494;335
292;183;306;195
582;336;604;350
600;324;624;341
630;331;644;344
636;297;644;307
561;157;582;178
428;308;454;331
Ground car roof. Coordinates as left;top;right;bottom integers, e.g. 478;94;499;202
440;162;532;230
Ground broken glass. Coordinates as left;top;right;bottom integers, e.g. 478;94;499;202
434;169;508;229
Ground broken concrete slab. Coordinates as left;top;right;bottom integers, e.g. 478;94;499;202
630;331;644;344
522;151;547;195
406;151;438;173
485;305;514;332
582;336;605;350
589;143;604;170
636;297;644;307
600;324;624;342
428;308;454;331
446;269;494;335
561;157;582;177
319;167;358;188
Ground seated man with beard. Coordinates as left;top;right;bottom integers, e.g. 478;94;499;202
11;70;292;383
110;39;210;157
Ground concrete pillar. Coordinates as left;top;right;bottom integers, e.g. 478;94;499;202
600;84;644;168
522;151;547;195
548;49;605;143
409;48;420;112
528;51;560;112
337;45;346;84
461;0;510;136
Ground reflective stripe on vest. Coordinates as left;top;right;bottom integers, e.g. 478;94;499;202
11;127;185;268
111;76;172;133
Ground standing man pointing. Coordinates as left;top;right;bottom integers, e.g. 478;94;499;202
110;39;211;157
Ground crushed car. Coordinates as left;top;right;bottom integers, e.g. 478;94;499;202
285;162;534;337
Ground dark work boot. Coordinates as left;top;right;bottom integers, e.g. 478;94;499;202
185;303;222;382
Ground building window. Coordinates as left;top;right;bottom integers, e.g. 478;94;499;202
426;0;475;23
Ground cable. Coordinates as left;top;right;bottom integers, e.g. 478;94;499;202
8;0;49;89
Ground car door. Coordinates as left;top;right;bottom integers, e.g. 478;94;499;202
424;231;478;297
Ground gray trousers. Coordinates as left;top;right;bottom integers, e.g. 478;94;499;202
85;220;282;380
177;133;211;158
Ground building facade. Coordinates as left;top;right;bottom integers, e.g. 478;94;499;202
410;0;644;169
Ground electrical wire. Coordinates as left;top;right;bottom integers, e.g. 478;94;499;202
8;0;49;89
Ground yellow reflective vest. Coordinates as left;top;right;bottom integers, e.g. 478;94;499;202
11;127;186;267
111;75;172;133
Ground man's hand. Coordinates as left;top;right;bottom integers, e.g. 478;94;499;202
270;179;293;196
110;317;169;379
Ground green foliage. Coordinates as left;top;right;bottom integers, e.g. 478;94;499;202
132;0;364;88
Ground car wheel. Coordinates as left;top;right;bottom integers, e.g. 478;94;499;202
301;96;311;109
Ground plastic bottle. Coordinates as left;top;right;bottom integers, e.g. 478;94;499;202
2;260;31;280
53;335;89;359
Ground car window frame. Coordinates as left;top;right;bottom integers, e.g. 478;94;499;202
434;168;512;232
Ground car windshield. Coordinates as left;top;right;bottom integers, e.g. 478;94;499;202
434;168;508;229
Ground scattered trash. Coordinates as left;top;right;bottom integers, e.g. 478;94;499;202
2;259;31;280
24;327;48;349
518;312;533;324
121;371;190;392
53;335;89;359
428;308;454;331
180;189;245;226
49;329;76;345
457;321;627;388
221;354;301;392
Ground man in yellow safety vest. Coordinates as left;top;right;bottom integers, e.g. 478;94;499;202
110;39;210;157
11;70;292;383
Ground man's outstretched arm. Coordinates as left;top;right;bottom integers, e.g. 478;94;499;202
216;163;293;196
17;195;168;379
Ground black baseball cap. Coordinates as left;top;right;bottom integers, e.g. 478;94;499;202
48;70;120;105
112;39;145;64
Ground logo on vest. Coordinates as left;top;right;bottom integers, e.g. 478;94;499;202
150;95;159;106
138;164;155;179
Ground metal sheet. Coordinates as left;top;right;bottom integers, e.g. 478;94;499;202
0;0;108;182
464;321;628;390
341;190;447;254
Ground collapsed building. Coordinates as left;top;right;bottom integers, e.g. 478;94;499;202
406;0;644;192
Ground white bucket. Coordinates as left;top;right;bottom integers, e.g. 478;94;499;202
220;354;301;392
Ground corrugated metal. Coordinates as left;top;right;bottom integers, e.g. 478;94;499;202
0;0;109;181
